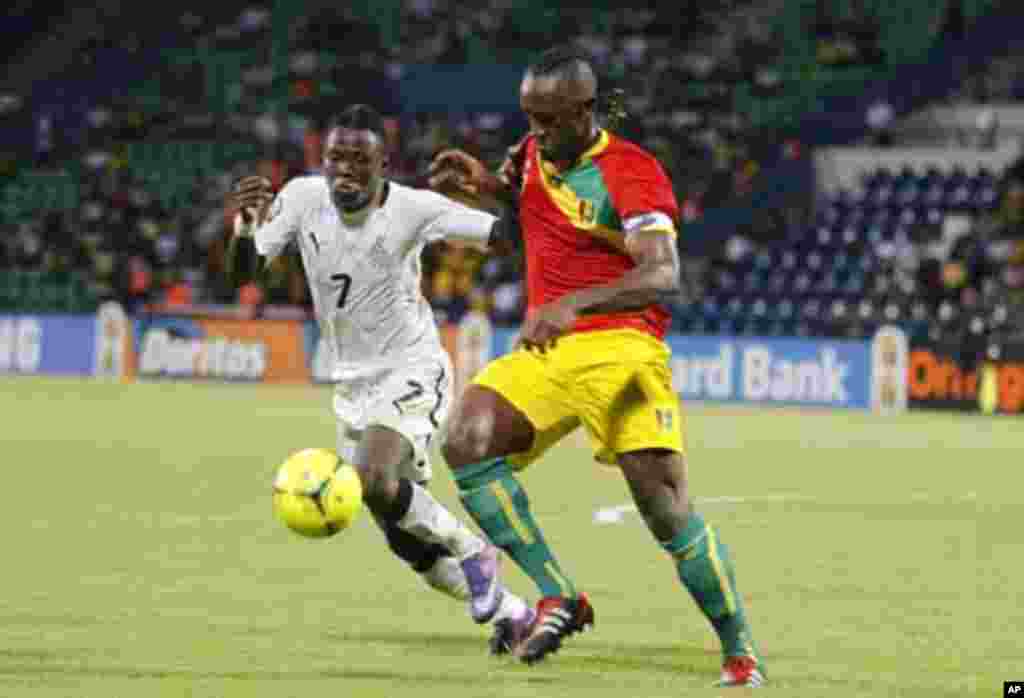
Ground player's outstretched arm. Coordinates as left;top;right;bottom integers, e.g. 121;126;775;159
428;147;519;210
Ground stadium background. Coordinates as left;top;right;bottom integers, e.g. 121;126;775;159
0;4;1021;696
2;0;1023;413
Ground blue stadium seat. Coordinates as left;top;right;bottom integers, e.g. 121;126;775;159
898;183;922;206
801;298;823;320
925;208;944;226
743;269;767;293
753;250;775;270
978;185;998;210
767;271;788;296
718;319;739;336
872;207;892;228
674;313;696;333
817;271;839;294
840;271;863;297
872;184;894;207
725;297;746;319
701;296;722;321
925;183;945;207
842;226;862;247
804;250;825;272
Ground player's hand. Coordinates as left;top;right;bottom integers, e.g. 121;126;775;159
231;175;274;226
497;137;527;191
428;149;489;198
518;297;578;353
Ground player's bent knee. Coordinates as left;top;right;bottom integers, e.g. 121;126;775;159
443;387;534;467
442;413;495;468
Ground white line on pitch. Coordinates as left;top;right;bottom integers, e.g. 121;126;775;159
592;491;980;524
592;494;812;525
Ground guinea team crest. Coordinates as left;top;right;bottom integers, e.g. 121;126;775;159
578;198;596;225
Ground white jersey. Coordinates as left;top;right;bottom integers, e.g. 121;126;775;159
253;176;495;381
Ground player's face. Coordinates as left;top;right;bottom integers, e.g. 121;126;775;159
323;127;387;212
520;74;594;166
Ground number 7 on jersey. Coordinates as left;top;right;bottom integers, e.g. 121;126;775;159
331;273;352;309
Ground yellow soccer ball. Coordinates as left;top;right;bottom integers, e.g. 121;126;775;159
271;448;363;538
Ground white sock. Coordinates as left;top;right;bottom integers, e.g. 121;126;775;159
421;556;470;601
397;482;485;560
492;589;529;624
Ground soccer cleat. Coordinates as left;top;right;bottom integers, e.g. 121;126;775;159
489;604;536;656
517;592;594;664
460;545;503;623
717;655;765;688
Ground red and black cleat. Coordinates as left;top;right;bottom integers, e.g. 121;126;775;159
516;592;595;665
717;655;766;688
489;605;536;656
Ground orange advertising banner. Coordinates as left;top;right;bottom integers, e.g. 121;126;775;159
129;312;308;383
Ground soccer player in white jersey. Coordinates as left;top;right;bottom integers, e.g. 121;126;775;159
228;104;534;652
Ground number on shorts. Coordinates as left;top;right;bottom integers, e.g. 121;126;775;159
392;381;425;415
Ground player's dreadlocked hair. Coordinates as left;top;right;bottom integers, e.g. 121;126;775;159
328;104;385;140
604;88;627;132
527;46;628;132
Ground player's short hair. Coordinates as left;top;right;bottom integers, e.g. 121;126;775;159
328;104;384;140
526;45;595;85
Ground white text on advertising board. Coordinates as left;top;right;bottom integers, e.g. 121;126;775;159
672;344;850;403
139;328;267;380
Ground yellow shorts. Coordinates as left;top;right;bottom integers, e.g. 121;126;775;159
472;328;685;467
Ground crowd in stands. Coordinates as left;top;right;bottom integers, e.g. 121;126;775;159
0;0;1020;347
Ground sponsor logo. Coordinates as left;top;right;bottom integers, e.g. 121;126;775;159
671;343;852;404
742;346;849;403
673;345;734;400
138;328;267;380
908;349;1024;414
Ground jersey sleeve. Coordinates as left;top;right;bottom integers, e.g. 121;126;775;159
254;178;305;261
600;149;680;237
416;189;498;246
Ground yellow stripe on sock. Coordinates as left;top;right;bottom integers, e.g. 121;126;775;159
490;482;535;545
545;561;572;597
671;527;707;560
705;525;737;615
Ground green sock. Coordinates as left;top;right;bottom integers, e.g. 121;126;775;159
664;513;762;666
454;458;576;599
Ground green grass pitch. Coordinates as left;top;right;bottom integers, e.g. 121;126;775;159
0;376;1014;697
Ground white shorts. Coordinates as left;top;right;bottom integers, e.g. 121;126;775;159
332;356;452;485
